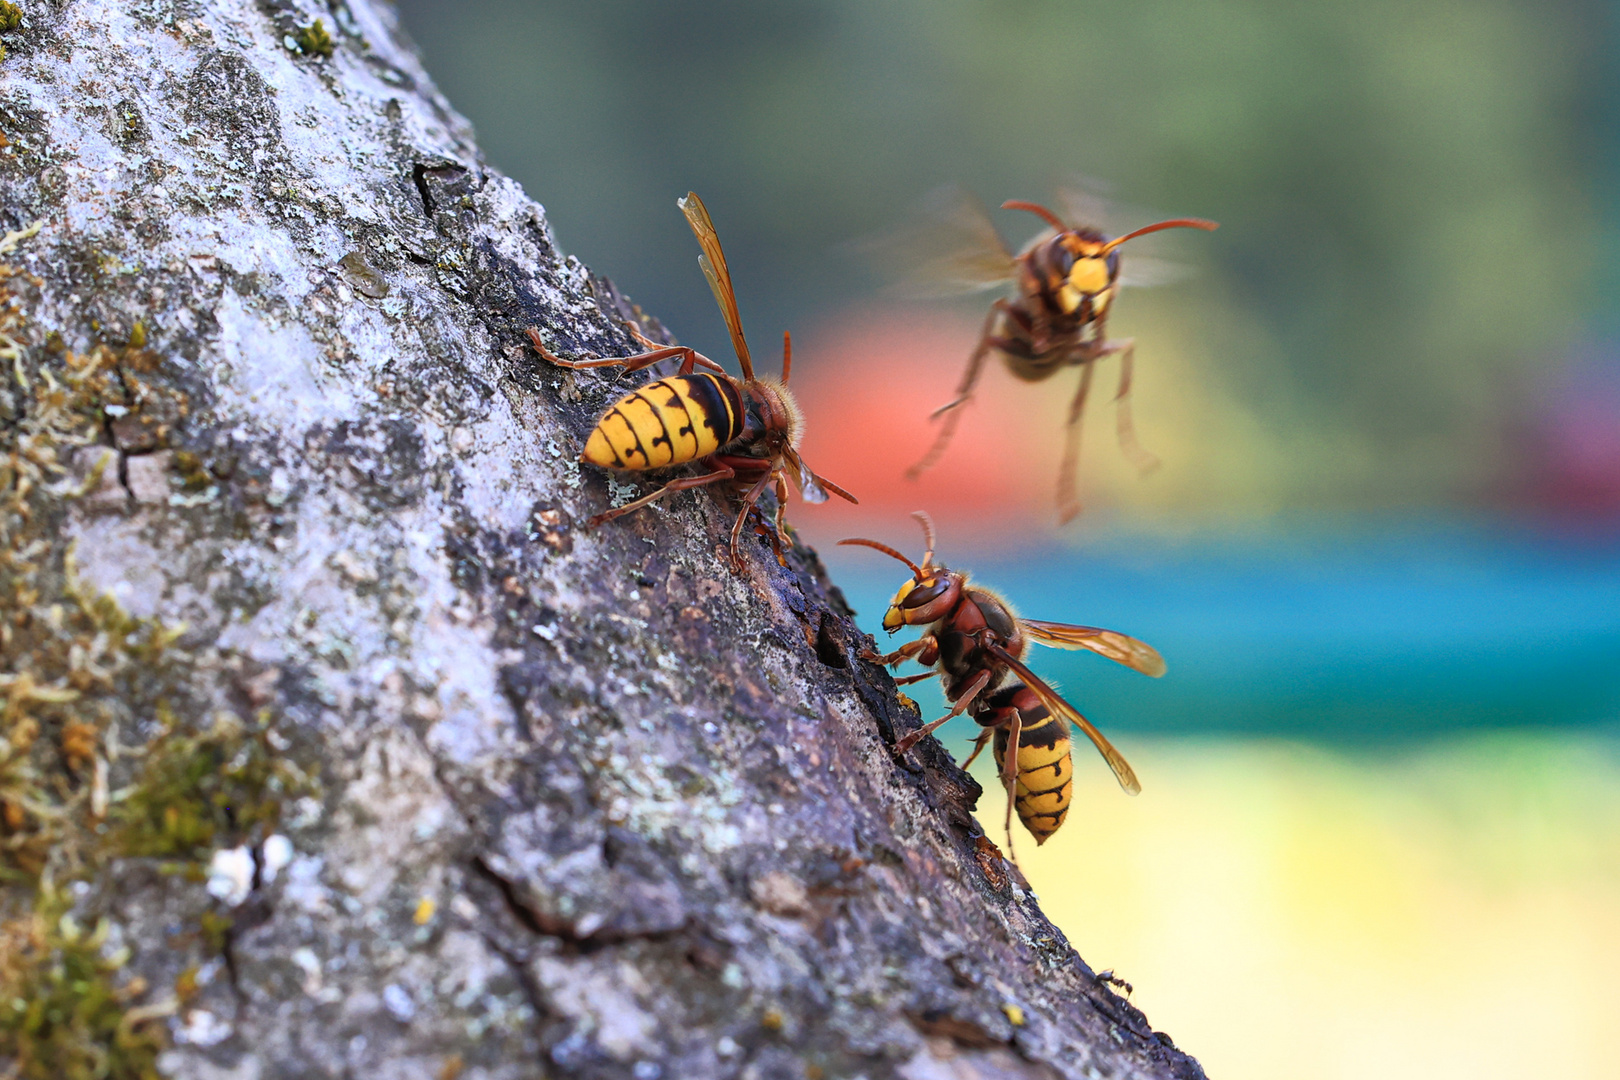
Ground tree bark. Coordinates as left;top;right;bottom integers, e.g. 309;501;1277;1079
0;2;1205;1078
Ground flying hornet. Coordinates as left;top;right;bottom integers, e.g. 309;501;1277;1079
840;512;1164;857
529;192;855;571
889;188;1217;523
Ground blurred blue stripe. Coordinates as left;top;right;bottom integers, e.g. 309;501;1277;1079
823;521;1620;741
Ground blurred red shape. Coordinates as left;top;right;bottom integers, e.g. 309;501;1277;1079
786;306;1063;548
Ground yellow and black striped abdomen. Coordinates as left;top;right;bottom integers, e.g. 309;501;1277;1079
993;706;1073;845
582;373;744;470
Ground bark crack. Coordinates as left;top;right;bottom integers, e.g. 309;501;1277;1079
470;854;691;953
411;161;437;219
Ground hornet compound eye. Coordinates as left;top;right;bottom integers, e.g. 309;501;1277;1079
902;576;951;609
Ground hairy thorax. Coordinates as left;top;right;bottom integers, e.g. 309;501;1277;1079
935;586;1023;699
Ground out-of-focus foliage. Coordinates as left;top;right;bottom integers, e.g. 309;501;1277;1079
398;0;1605;510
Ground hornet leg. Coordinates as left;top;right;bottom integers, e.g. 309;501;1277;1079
1110;338;1160;475
727;470;778;572
961;728;992;770
771;474;793;567
906;301;1010;480
527;328;726;375
892;671;939;687
1055;362;1096;524
859;636;938;669
895;670;991;754
1000;707;1024;864
587;462;736;528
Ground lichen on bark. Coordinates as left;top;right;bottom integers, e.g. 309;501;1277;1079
0;2;1204;1078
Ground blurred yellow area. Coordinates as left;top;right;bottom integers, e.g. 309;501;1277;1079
967;733;1620;1080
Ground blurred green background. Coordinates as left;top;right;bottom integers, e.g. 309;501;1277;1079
394;2;1620;1077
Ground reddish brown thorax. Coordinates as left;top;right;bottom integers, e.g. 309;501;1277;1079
934;587;1024;701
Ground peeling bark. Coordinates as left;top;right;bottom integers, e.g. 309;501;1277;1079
0;2;1205;1078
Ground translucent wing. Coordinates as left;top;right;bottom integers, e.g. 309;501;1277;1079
856;185;1017;298
985;641;1141;795
1117;255;1197;289
1008;184;1132;247
679;192;755;381
781;447;827;504
783;447;858;505
1051;178;1119;233
1020;619;1167;677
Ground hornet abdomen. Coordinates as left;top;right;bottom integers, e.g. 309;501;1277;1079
582;372;744;470
986;685;1073;845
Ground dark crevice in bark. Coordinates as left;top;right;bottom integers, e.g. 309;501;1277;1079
410;161;438;219
471;854;692;954
471;854;549;938
218;921;247;1020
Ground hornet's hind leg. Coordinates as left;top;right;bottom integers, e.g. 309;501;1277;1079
1056;362;1096;525
527;327;727;376
587;462;736;528
1054;335;1160;524
991;708;1025;866
907;301;1011;480
1110;338;1161;476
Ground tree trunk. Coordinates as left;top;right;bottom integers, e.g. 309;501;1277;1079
0;3;1205;1077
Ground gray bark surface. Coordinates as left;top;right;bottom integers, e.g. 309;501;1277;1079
0;2;1205;1078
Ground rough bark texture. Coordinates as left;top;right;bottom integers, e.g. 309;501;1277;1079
0;3;1205;1078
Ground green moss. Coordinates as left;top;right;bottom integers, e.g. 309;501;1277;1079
0;265;127;880
291;19;335;59
0;698;309;1072
0;236;314;1078
0;2;20;34
171;450;213;492
113;710;311;862
0;902;166;1080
